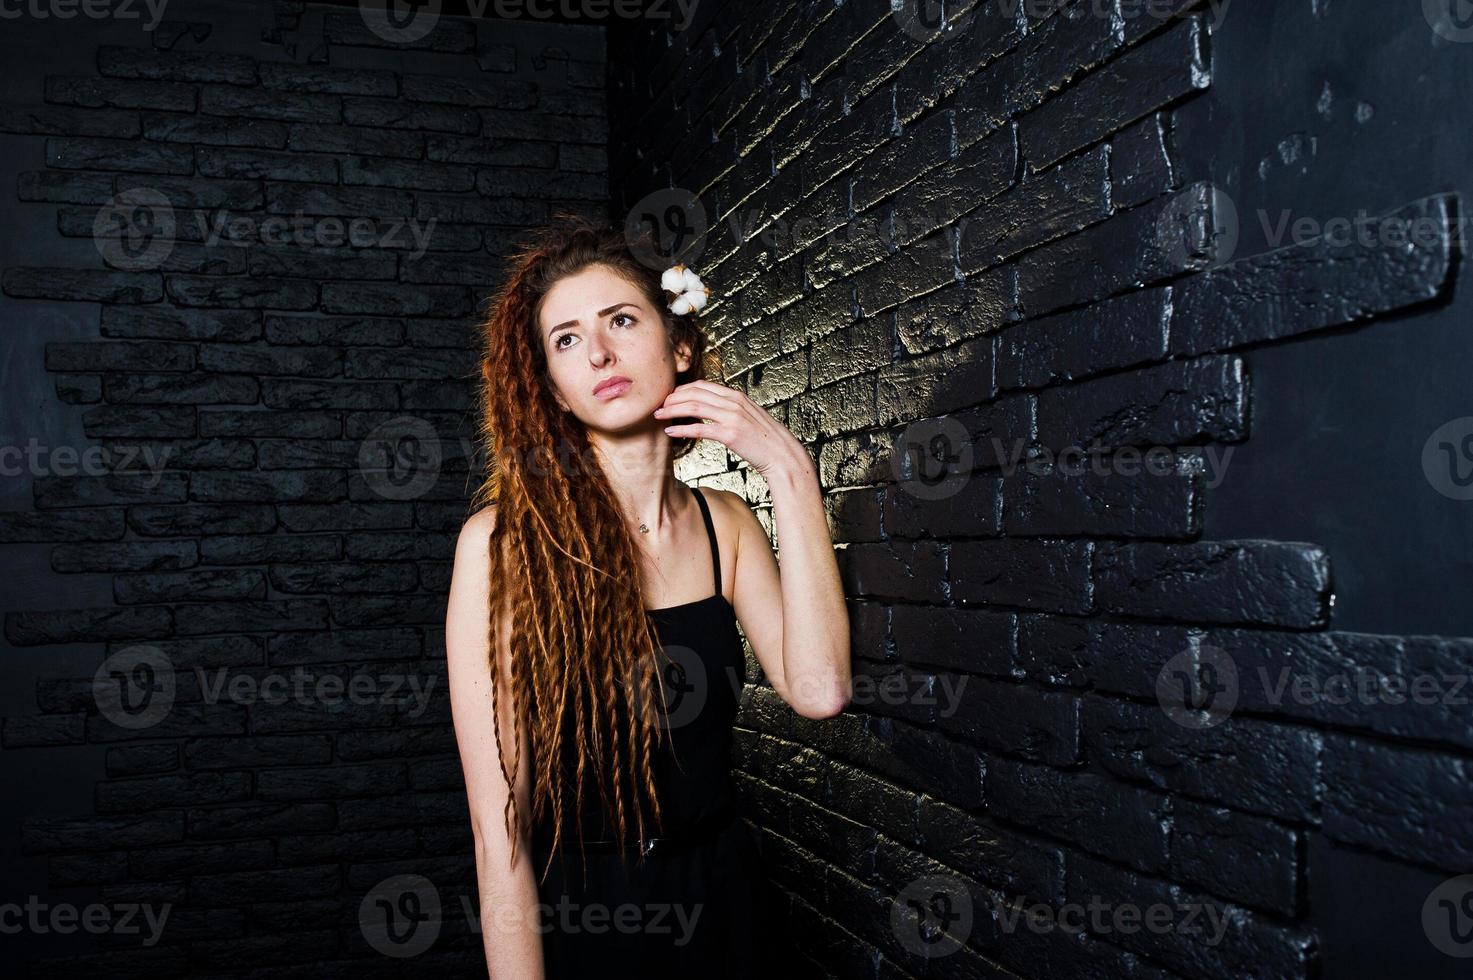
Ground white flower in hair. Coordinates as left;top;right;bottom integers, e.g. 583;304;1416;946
662;262;709;316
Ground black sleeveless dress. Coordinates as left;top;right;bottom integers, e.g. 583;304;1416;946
528;485;771;979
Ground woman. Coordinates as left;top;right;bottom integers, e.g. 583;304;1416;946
444;216;851;978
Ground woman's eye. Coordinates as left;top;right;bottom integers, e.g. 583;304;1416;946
553;314;633;351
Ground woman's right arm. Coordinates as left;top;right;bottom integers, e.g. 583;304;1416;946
446;505;545;978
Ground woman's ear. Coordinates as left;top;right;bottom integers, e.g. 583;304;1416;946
672;337;694;375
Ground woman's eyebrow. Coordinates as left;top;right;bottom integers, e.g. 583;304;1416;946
546;301;639;337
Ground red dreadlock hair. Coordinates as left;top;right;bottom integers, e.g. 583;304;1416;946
467;212;721;885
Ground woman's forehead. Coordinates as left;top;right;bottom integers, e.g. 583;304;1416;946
540;266;645;328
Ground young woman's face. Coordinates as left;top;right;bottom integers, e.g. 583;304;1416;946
538;263;692;432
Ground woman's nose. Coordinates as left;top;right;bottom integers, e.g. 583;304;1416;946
585;336;614;366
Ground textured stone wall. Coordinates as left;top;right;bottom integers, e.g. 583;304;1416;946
4;0;1472;976
609;1;1473;977
0;2;606;974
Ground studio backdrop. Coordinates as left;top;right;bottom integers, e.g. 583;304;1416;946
2;0;1472;977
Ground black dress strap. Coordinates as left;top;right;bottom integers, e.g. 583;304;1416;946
689;486;721;596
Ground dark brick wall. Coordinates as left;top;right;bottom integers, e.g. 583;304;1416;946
4;0;1471;976
0;2;606;975
609;1;1473;978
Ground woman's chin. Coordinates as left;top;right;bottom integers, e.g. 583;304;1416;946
580;405;667;439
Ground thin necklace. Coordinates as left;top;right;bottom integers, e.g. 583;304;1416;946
638;522;650;534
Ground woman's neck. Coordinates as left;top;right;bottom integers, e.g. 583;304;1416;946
586;431;685;538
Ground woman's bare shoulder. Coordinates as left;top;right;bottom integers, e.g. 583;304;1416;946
446;505;508;674
700;487;768;555
702;487;762;523
700;486;750;515
450;507;499;590
458;504;499;542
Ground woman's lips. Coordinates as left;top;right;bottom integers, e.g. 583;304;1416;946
593;379;633;401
